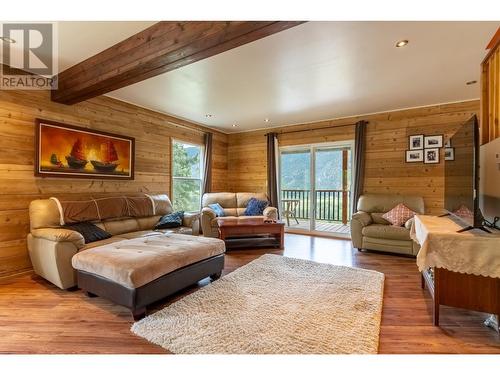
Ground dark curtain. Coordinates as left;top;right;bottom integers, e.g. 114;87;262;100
352;120;368;214
266;132;279;210
202;132;213;195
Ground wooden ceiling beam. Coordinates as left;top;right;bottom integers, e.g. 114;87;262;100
51;21;305;105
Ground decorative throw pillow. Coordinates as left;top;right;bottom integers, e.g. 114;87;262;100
244;198;269;216
155;211;184;229
382;203;416;227
63;222;112;244
208;203;225;217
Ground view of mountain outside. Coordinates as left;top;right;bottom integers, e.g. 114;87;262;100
315;148;343;190
280;150;311;190
172;141;203;211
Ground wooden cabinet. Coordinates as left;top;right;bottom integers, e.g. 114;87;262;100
481;27;500;144
422;267;500;330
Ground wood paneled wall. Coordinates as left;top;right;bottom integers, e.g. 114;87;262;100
481;35;500;144
228;100;479;215
0;90;228;278
0;91;479;278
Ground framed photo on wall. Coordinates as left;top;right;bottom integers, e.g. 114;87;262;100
424;148;440;164
409;134;424;150
406;150;423;163
424;135;443;148
35;119;135;179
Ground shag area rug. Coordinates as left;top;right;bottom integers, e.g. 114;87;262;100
131;254;385;354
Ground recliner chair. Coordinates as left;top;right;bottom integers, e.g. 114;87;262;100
350;193;424;256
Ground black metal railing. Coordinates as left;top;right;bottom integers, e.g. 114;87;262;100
281;189;351;223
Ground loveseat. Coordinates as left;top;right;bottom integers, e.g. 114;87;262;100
350;193;424;256
27;194;200;289
201;192;278;237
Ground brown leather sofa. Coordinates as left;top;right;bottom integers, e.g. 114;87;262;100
350;193;424;256
201;192;278;237
27;194;200;289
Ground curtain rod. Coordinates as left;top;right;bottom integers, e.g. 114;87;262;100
264;121;367;137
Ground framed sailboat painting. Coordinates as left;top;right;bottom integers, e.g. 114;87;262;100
35;119;135;179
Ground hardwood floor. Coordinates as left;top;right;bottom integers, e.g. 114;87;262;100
0;233;499;354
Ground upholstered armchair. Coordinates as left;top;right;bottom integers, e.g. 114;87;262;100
350;193;424;256
201;192;278;237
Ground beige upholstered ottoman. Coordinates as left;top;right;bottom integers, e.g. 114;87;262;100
72;233;225;319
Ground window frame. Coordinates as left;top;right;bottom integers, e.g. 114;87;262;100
170;138;205;212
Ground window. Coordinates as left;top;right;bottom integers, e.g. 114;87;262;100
172;140;203;212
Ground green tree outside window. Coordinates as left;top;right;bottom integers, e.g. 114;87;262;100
172;141;203;211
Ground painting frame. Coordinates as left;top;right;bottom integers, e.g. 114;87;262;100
409;134;424;150
405;150;423;163
424;148;440;164
35;118;135;180
424;134;444;148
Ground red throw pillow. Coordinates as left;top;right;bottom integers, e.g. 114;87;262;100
382;203;417;226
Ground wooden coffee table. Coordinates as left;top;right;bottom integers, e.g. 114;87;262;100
216;218;285;250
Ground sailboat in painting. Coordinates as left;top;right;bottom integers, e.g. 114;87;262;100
65;138;88;169
91;140;119;172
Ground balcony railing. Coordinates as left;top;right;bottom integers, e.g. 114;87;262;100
281;189;351;224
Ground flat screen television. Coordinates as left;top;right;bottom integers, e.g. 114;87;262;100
444;115;486;231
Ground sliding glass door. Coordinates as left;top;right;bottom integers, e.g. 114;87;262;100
279;142;353;235
280;148;312;230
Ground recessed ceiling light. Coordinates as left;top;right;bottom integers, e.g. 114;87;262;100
264;118;269;123
395;40;408;48
0;36;16;44
232;123;237;127
466;80;477;85
205;114;212;118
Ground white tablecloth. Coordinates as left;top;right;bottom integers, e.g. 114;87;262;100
412;215;500;278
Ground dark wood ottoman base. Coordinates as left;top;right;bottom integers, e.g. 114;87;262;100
77;254;224;320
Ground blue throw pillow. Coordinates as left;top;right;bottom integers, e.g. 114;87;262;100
155;211;184;229
244;198;269;216
208;203;225;217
